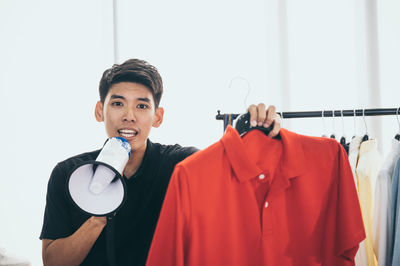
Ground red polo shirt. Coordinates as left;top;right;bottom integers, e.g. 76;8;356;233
146;126;365;266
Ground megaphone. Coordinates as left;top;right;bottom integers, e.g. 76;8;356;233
67;137;131;217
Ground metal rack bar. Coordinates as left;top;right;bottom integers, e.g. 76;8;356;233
216;108;400;120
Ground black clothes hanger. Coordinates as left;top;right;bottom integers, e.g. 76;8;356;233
340;136;347;146
340;136;349;154
235;112;273;136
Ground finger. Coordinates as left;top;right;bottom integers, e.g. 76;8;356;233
91;216;107;225
247;104;258;127
264;105;276;128
256;103;267;126
268;114;281;137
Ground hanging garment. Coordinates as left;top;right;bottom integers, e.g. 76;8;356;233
349;136;363;190
348;136;368;266
389;157;400;265
340;136;350;155
373;139;400;266
356;139;382;266
146;126;365;266
223;114;234;132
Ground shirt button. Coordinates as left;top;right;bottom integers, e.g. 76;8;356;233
259;174;265;180
265;201;269;208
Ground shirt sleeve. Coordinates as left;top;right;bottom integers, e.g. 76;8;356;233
391;158;400;265
146;164;192;266
40;163;73;240
372;167;390;265
333;144;366;262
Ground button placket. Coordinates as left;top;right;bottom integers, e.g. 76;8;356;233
262;199;273;237
257;171;273;237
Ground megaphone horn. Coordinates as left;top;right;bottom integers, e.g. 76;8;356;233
67;137;131;217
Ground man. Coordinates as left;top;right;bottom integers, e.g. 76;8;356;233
40;59;281;265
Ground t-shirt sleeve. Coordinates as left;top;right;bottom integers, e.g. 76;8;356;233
146;164;191;266
40;163;73;240
333;144;366;262
172;146;199;164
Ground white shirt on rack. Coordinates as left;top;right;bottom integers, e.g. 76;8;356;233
349;136;363;189
349;136;368;266
372;139;400;265
356;138;382;266
373;139;400;266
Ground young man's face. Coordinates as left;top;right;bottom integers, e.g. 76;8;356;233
95;82;164;153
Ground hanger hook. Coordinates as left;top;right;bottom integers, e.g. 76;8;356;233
322;110;327;137
397;107;400;132
341;110;345;137
330;109;336;139
362;109;368;135
228;76;252;110
353;109;357;136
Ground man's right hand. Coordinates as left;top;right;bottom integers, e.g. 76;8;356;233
91;216;107;226
42;216;107;266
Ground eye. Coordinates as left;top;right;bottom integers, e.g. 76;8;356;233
137;104;149;109
111;101;123;107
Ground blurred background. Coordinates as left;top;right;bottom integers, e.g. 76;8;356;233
0;0;399;265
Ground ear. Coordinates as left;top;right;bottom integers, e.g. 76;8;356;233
152;107;164;128
95;101;104;122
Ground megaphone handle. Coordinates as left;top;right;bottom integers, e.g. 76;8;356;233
106;216;116;266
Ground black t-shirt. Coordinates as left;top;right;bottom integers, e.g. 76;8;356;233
40;139;198;266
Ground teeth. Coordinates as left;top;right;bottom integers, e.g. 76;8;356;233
118;129;137;138
119;129;136;134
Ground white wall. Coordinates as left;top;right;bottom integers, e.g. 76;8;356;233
116;0;282;148
0;0;114;264
0;0;399;265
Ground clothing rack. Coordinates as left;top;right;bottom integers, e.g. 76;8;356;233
216;107;400;134
216;108;400;121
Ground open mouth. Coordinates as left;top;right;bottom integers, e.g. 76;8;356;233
118;129;138;138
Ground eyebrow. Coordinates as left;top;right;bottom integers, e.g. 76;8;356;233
110;94;151;103
137;97;151;103
110;94;125;100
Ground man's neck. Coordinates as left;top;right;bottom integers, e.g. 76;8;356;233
123;144;147;179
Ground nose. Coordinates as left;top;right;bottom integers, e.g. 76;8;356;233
123;108;136;123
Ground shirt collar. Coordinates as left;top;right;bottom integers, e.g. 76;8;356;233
349;136;363;152
220;126;306;182
359;138;378;154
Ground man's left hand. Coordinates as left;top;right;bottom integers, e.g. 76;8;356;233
247;104;281;138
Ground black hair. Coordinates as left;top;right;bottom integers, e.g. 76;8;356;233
99;59;163;108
